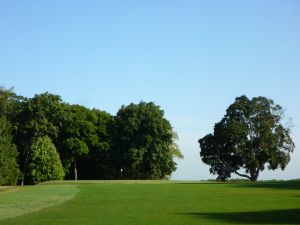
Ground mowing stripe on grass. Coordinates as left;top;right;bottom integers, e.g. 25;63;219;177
0;184;78;221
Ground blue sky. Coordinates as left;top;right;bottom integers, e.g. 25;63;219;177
1;0;299;180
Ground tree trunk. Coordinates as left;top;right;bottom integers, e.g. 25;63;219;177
21;149;30;186
217;176;226;182
250;170;259;182
21;174;24;186
74;159;78;181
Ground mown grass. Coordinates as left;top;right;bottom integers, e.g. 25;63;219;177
0;184;78;221
0;180;299;225
0;186;17;193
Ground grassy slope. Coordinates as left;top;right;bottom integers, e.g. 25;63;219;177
1;181;300;225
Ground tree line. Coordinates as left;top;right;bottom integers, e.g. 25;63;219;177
0;86;295;185
0;87;183;185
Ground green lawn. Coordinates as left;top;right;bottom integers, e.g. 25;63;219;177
0;180;299;225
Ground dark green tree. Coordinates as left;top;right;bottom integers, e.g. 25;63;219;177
57;104;112;180
0;87;14;118
14;92;65;141
76;109;113;180
199;95;295;181
25;136;65;184
0;118;20;185
111;102;183;179
63;137;88;180
0;87;20;185
11;92;66;183
58;104;94;179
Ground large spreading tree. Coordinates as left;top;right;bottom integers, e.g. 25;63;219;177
111;102;183;179
199;95;295;181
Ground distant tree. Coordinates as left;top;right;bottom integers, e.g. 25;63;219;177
199;95;295;181
25;136;65;184
111;102;183;179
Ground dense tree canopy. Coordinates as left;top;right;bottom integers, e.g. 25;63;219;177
199;95;295;181
1;87;182;185
111;102;183;179
57;104;112;180
75;109;112;180
9;92;65;183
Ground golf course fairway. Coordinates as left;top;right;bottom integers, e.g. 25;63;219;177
0;180;299;225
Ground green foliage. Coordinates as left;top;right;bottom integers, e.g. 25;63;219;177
11;92;66;178
13;92;65;140
0;87;14;118
64;138;89;158
76;109;113;179
25;136;65;184
58;104;112;179
199;95;295;181
2;88;180;183
111;102;183;179
0;118;20;185
0;87;20;185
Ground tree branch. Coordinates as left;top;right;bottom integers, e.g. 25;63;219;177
234;171;251;180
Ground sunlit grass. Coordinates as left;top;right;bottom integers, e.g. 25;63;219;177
1;180;299;225
0;184;78;221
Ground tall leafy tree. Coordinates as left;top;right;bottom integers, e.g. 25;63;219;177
63;137;88;180
57;104;94;179
111;102;183;179
199;95;295;181
57;105;112;180
25;136;65;184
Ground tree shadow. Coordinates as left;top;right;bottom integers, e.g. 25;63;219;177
182;208;300;224
232;180;300;191
175;182;225;185
175;180;300;190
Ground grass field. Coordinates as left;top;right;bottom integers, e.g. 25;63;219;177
0;180;299;225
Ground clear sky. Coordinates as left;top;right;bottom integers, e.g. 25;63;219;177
1;0;299;180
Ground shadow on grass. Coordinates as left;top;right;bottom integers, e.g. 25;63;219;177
182;208;300;224
232;180;300;191
175;180;300;191
175;182;229;185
